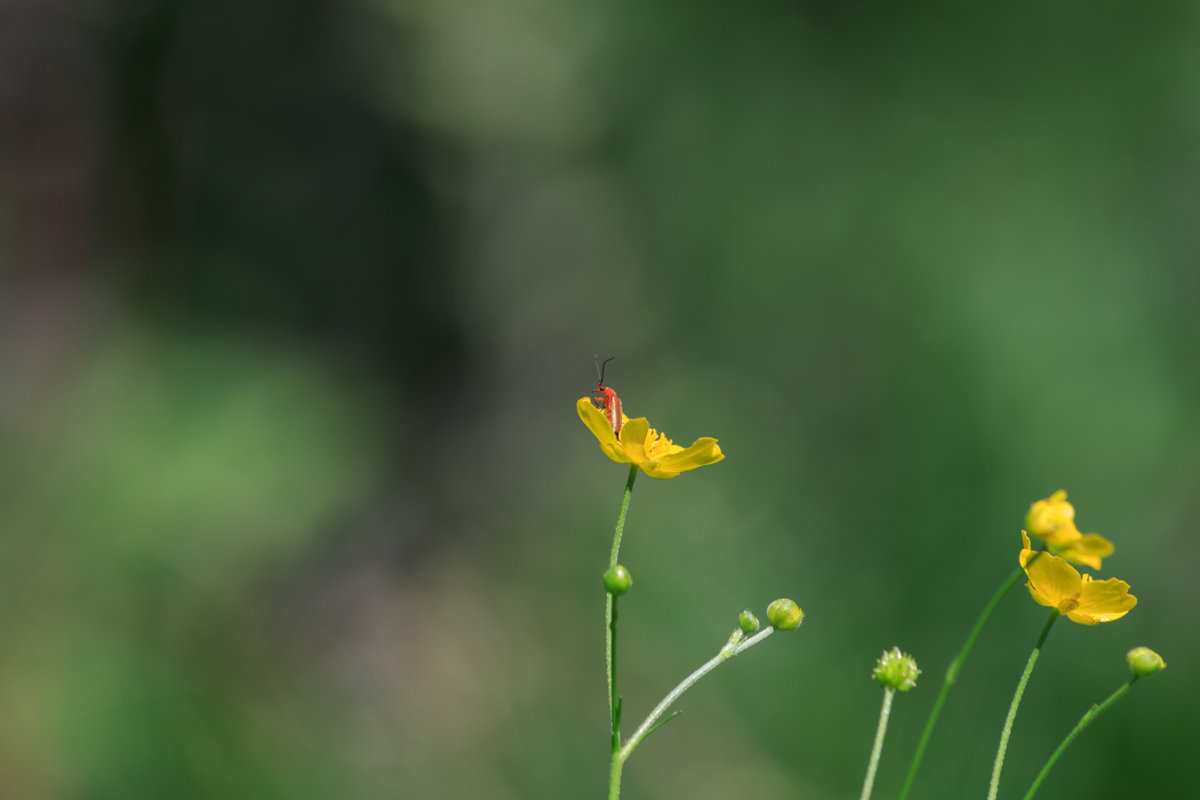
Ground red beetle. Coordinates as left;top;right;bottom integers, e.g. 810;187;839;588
592;356;623;435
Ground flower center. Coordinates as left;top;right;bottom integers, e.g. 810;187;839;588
1056;596;1081;614
644;428;675;458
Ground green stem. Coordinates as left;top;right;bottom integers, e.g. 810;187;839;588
606;466;638;727
606;465;638;800
608;753;623;800
859;688;895;800
609;627;775;800
899;555;1042;800
619;626;778;763
987;609;1059;800
609;464;639;570
610;598;621;744
1021;676;1139;800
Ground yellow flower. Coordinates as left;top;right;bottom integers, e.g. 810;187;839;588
1019;532;1136;625
1026;490;1076;538
1024;490;1114;570
576;397;724;479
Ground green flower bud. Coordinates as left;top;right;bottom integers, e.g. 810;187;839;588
766;598;803;631
603;564;632;595
1126;647;1165;678
738;609;760;634
873;647;920;692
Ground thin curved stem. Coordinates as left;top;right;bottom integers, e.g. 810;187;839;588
988;609;1059;800
859;688;895;800
899;559;1037;800
619;626;778;763
1021;676;1139;800
609;465;639;569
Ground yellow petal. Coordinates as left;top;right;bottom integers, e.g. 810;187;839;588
1024;549;1082;607
640;461;682;479
1019;531;1036;568
1074;534;1115;557
1070;577;1137;623
1025;581;1058;609
578;398;617;443
1040;522;1084;548
654;438;724;473
1054;533;1114;571
617;417;652;465
578;398;632;464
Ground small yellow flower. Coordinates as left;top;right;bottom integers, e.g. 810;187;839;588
577;397;724;479
1019;532;1136;625
1025;490;1114;570
1026;490;1076;538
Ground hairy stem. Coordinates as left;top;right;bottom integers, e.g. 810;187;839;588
619;626;777;763
859;688;895;800
988;609;1059;800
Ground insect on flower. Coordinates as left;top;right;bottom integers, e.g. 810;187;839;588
592;356;623;435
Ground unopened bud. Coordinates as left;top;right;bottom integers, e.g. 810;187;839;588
766;598;803;631
738;609;760;634
1126;647;1165;678
604;565;632;596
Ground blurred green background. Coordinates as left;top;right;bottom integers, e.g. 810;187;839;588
1;1;1196;798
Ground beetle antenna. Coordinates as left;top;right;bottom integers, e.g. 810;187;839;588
596;355;615;386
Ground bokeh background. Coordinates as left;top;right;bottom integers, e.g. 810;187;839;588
2;1;1197;798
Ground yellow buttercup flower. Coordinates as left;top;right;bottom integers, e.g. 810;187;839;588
577;397;724;479
1019;532;1136;625
1025;490;1114;570
1026;490;1076;538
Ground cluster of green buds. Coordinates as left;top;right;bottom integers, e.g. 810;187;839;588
720;600;803;658
605;559;804;660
